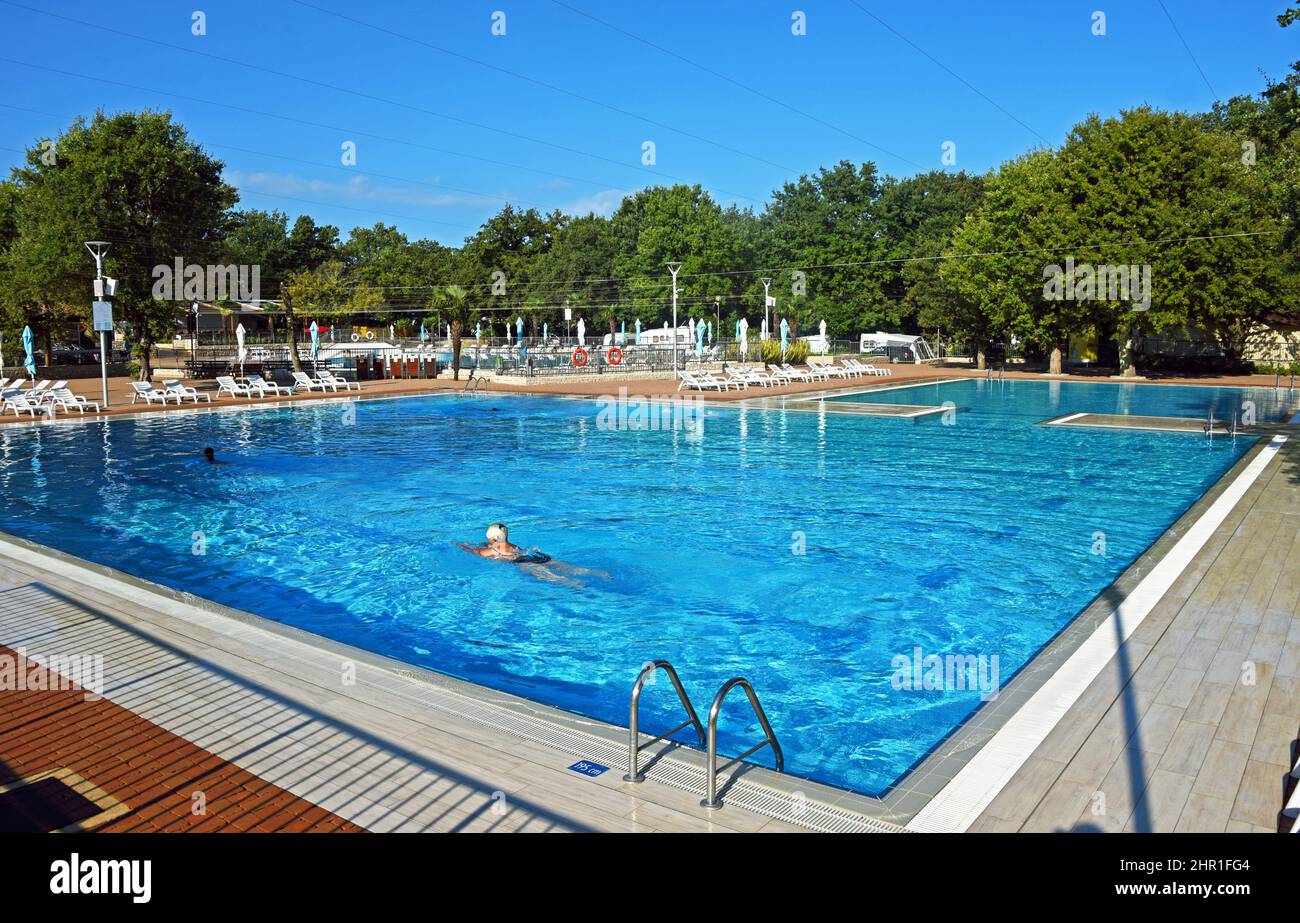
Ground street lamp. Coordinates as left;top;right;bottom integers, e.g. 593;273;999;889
666;261;682;371
761;277;773;341
84;241;112;408
190;301;200;368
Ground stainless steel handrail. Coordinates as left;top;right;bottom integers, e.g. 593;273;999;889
462;372;487;393
699;677;784;809
623;660;705;783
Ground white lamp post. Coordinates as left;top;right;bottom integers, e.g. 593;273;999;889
761;277;773;342
666;261;682;371
84;241;112;408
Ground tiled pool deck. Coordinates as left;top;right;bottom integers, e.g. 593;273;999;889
0;375;1296;833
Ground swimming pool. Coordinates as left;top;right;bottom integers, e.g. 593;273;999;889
0;379;1294;796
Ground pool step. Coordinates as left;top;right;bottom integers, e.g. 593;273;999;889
1042;412;1296;436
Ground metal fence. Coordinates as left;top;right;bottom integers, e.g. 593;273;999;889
159;334;913;383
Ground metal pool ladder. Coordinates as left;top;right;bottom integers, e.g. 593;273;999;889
622;661;784;810
699;678;784;809
623;660;705;783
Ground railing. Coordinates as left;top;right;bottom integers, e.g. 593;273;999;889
700;677;784;810
623;660;706;784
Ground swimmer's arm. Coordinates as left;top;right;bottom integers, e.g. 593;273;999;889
453;541;492;557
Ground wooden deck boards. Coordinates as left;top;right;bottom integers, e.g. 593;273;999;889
970;438;1300;833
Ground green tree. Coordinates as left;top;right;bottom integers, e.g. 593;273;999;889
529;213;619;337
609;185;734;336
1056;108;1283;373
225;210;340;369
759;162;891;338
457;205;561;338
6;111;237;376
875;170;985;341
940;151;1071;369
944;109;1283;374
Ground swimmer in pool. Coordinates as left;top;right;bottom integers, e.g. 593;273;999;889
455;523;607;586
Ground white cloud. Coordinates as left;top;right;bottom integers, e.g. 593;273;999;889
227;170;498;209
559;188;630;217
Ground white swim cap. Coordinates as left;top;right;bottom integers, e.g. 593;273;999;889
486;523;508;542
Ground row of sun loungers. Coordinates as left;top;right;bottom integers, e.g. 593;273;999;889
677;359;893;392
0;370;363;419
131;372;362;405
0;378;102;417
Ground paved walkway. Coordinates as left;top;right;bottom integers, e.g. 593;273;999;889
970;438;1300;832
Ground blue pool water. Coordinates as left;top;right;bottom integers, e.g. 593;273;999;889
0;379;1294;796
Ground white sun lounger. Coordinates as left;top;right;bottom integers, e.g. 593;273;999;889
292;371;335;392
732;368;774;387
246;374;291;396
30;379;67;404
677;370;727;391
811;361;853;379
48;387;100;414
131;380;181;404
773;364;812;382
163;380;213;403
215;376;253;399
846;359;892;377
317;371;360;392
791;363;831;382
3;392;42;416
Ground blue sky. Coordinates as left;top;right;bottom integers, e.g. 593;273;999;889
0;0;1295;246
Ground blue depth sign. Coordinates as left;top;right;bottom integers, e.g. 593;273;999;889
568;760;608;777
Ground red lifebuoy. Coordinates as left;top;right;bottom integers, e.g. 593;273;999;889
572;347;589;367
607;346;622;365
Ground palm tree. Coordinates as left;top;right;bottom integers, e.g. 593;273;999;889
431;284;470;379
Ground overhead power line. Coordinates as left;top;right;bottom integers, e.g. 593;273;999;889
0;4;770;205
287;0;802;175
546;0;924;170
1154;0;1218;100
845;1;1051;145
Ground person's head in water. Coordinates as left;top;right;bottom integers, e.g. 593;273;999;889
486;523;509;546
203;447;216;463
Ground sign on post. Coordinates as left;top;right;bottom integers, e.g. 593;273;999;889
92;300;113;332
